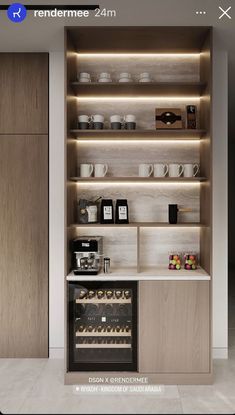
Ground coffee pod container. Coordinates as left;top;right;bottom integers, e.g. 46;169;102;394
169;254;182;270
184;253;197;270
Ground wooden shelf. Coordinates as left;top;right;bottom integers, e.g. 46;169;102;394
71;81;206;97
76;298;131;304
69;222;204;229
67;267;210;281
70;129;206;140
69;176;206;183
75;344;131;349
76;331;132;337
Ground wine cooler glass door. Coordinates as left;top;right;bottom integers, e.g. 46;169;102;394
68;281;138;372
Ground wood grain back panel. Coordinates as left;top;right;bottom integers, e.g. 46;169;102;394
0;54;48;134
0;135;48;357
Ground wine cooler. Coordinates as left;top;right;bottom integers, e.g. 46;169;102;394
68;281;138;371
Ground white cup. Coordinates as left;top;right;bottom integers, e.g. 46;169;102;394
78;115;89;123
124;114;136;123
110;114;122;123
184;163;200;177
79;72;91;79
90;114;104;123
140;72;150;79
119;72;131;79
99;72;111;79
154;164;169;177
139;164;153;177
94;164;108;177
80;164;94;178
169;164;184;177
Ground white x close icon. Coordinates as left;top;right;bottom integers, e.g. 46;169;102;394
219;6;232;19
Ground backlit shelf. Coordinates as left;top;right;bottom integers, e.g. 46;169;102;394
75;344;131;349
69;223;204;229
69;129;206;140
69;176;206;183
71;81;207;97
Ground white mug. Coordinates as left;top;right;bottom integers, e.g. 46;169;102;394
99;72;111;79
124;114;136;122
119;72;131;79
184;163;200;177
154;163;169;177
169;164;184;177
140;72;150;79
139;164;153;177
90;114;104;123
79;72;91;79
110;114;122;123
94;164;108;177
80;164;94;178
78;115;89;123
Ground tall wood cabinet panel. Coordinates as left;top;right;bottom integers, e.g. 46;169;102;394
0;135;48;357
139;281;210;373
0;54;48;134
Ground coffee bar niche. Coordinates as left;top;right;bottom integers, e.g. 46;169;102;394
65;27;212;384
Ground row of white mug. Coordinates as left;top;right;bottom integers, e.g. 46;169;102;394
78;114;136;124
78;163;200;178
78;71;152;83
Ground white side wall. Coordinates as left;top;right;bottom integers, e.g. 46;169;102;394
49;51;65;357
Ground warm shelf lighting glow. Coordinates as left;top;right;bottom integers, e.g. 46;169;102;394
76;96;201;102
77;53;200;58
74;181;201;186
76;139;200;144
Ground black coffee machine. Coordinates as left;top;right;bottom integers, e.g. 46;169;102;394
70;236;103;275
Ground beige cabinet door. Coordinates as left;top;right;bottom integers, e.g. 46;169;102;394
0;54;48;134
0;135;48;357
139;281;210;373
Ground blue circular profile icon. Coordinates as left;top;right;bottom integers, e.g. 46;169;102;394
7;3;27;23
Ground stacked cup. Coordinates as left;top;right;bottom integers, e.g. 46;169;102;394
78;72;91;83
139;72;151;82
98;72;112;83
118;72;133;83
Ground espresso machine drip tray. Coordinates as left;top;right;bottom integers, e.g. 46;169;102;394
74;269;99;276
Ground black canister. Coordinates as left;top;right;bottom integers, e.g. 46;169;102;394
115;199;129;224
168;204;178;224
100;199;114;224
